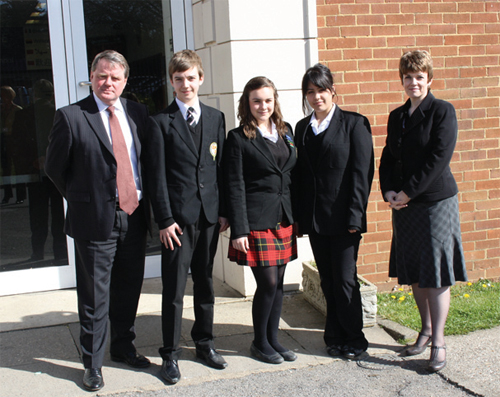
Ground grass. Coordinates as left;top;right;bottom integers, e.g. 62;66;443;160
377;279;500;336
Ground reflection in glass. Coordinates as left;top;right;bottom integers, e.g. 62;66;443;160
82;0;173;255
0;0;68;271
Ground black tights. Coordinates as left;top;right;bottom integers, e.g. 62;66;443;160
251;264;287;355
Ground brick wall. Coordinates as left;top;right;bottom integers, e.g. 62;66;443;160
316;0;500;291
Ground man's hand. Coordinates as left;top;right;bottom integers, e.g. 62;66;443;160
159;222;183;250
218;216;229;233
232;236;249;254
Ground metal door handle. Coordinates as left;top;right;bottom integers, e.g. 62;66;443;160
78;81;91;86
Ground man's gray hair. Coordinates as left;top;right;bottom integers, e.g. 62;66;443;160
91;50;130;78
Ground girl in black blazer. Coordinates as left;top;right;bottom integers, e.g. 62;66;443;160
295;64;374;359
379;50;466;372
223;77;297;364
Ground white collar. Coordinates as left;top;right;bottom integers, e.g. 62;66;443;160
257;121;279;143
93;93;124;113
175;97;201;120
309;104;336;135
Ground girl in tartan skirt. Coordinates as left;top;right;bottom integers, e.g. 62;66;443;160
223;77;297;364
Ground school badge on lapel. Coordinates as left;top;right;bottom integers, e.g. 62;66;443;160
210;142;217;161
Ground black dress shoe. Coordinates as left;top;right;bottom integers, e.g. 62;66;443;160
160;360;180;384
406;333;432;356
278;350;297;361
342;347;366;359
428;345;447;372
196;348;228;369
250;343;284;364
326;345;344;357
83;368;104;391
111;351;151;368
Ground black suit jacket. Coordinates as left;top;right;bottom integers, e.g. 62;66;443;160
143;100;226;229
223;125;296;238
45;95;150;241
295;106;374;235
379;92;458;202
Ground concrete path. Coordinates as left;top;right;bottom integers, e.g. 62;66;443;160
1;278;498;397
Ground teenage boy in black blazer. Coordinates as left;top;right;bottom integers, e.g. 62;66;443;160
143;50;228;384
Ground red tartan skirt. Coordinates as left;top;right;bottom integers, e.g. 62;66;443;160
228;223;297;267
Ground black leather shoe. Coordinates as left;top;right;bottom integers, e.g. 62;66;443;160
342;347;366;359
160;360;180;384
196;348;228;369
406;333;432;356
326;345;344;357
111;351;151;368
250;343;284;364
428;345;447;372
83;368;104;391
278;350;297;361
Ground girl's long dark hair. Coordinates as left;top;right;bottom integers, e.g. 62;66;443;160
301;63;336;114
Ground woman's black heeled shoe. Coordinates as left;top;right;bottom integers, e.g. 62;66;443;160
250;343;284;364
406;332;432;356
428;345;447;372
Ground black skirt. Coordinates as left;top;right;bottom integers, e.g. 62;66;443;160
389;195;467;288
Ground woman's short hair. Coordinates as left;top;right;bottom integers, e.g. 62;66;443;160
91;50;130;79
301;63;335;114
168;50;204;79
399;50;433;83
238;76;287;139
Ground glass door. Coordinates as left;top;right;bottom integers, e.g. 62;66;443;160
0;0;180;295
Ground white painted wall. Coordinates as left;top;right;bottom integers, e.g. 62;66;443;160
191;0;318;296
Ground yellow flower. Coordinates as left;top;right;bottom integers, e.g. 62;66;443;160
398;288;404;291
464;294;470;298
391;295;396;299
399;296;405;301
408;292;413;295
482;284;487;288
467;282;472;286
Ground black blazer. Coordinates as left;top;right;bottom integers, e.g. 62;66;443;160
379;92;458;202
223;125;296;238
294;106;374;235
143;100;226;229
45;95;150;241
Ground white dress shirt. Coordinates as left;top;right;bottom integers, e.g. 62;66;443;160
309;104;336;136
94;93;142;201
176;97;201;125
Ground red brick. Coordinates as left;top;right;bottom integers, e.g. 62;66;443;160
326;37;356;49
371;3;400;14
471;13;499;23
474;97;499;108
459;46;486;56
401;24;429;35
461;108;486;119
485;267;500;280
474;117;499;129
486;2;500;12
474;159;500;171
371;25;399;36
473;56;500;67
358;37;387;48
429;46;459;57
418;36;445;46
344;71;374;83
476;179;500;190
339;4;370;14
386;14;415;25
316;4;339;15
344;48;373;60
318;27;341;37
340;26;370;37
430;3;457;13
445;56;472;67
318;49;342;60
485;23;500;34
360;81;389;93
461;87;487;98
443;13;471;24
337;83;359;95
445;35;472;45
430;24;457;35
401;3;428;13
388;36;416;47
473;35;499;45
374;92;403;104
373;48;403;59
458;24;486;35
326;15;356;26
415;13;443;24
458;2;485;13
487;45;500;55
343;93;373;105
357;14;386;26
476;239;500;250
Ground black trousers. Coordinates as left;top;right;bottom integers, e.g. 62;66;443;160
308;230;368;350
159;211;220;361
73;202;147;368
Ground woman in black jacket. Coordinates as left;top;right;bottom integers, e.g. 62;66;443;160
294;64;374;359
379;50;467;372
223;77;297;364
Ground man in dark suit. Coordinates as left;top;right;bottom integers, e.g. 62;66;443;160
143;49;228;384
45;50;150;392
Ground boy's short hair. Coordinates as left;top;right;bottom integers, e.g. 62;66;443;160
168;50;204;79
399;50;433;83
